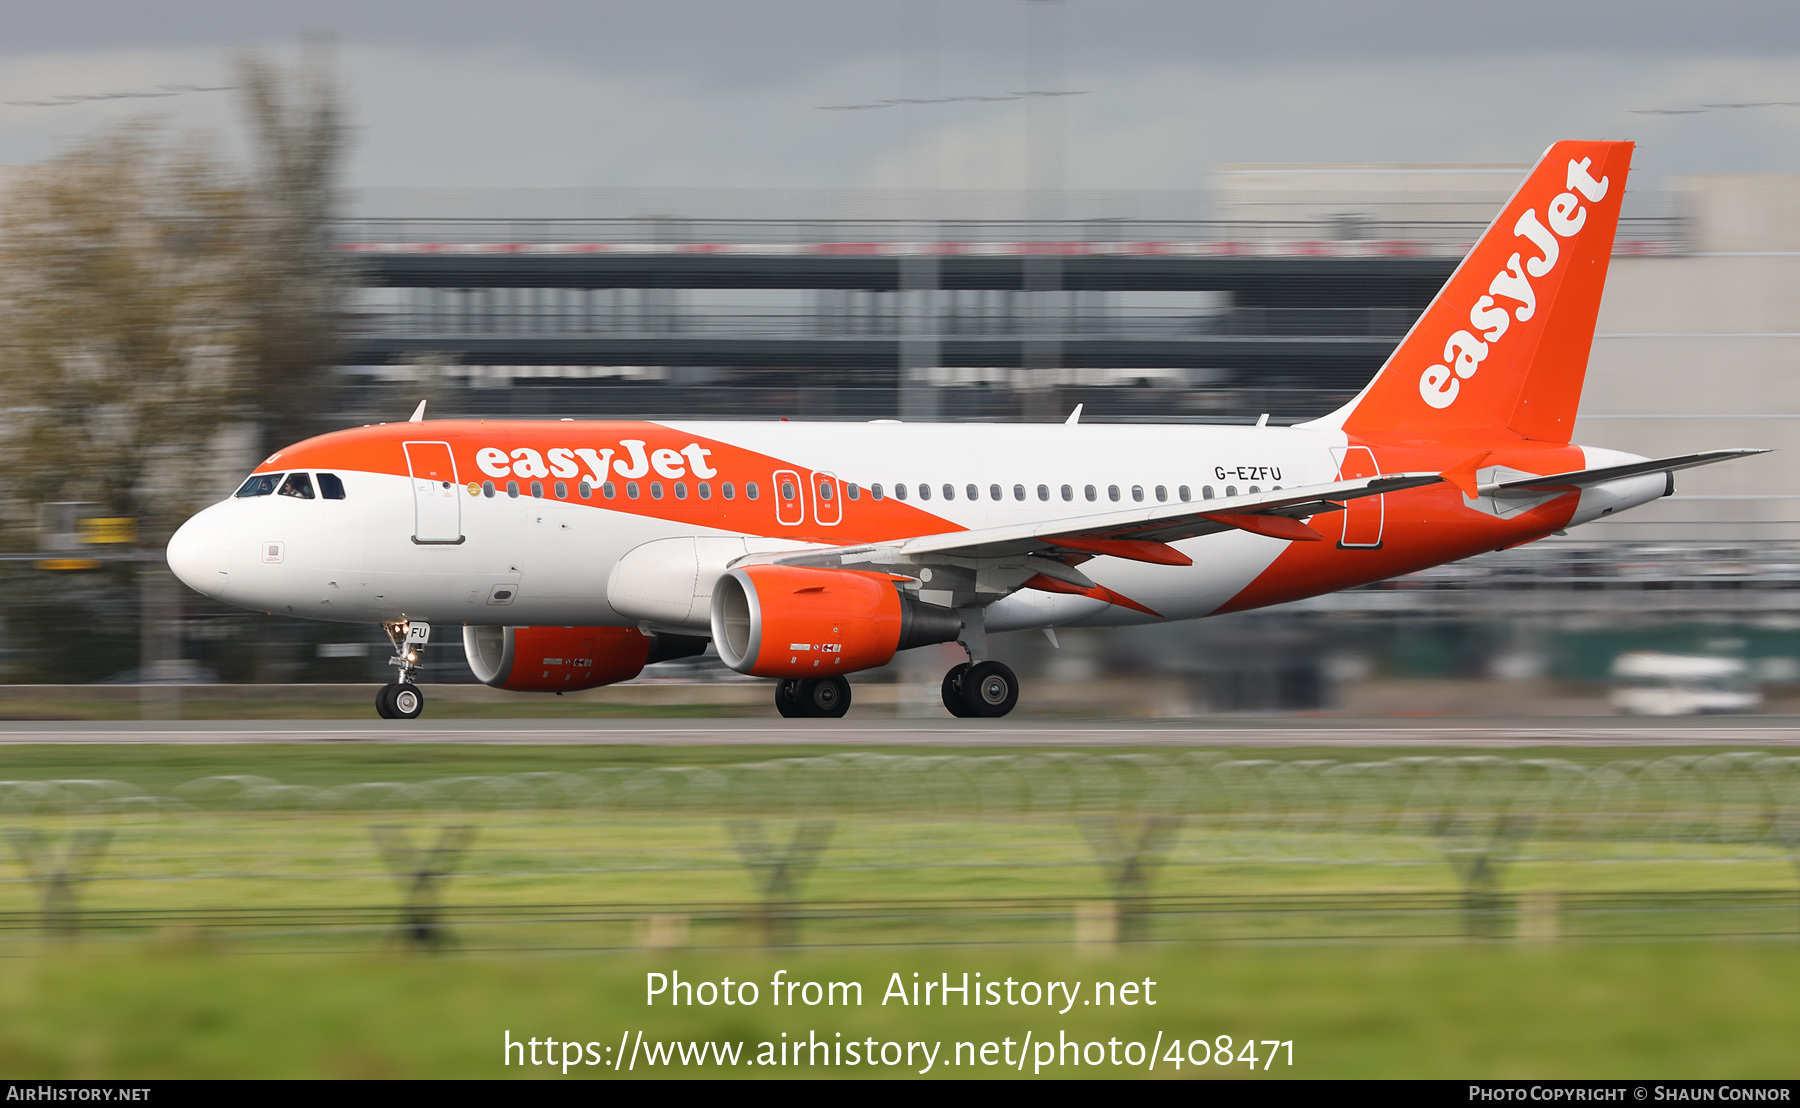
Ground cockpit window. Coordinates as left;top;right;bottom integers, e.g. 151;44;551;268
235;474;280;498
278;472;315;499
317;473;346;500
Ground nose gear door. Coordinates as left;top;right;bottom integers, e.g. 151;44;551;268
404;441;463;544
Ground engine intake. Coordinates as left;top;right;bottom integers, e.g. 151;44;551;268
709;565;962;678
463;625;702;692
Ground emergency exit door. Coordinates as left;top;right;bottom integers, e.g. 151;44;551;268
1332;446;1384;549
404;441;463;544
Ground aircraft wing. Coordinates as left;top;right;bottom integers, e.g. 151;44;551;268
758;471;1444;571
1479;449;1768;496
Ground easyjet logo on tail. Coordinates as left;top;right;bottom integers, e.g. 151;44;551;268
1418;157;1611;410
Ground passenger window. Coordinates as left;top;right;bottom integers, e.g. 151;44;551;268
781;480;795;500
942;484;955;501
1108;485;1120;502
1038;484;1049;501
698;482;711;500
1014;484;1026;501
746;482;759;500
1202;486;1215;500
969;484;980;501
1155;485;1167;502
318;473;346;500
1084;485;1097;502
1061;484;1072;501
628;482;641;499
1178;485;1190;502
603;481;617;499
279;472;315;499
1248;485;1260;494
919;484;931;501
1226;485;1238;497
554;480;567;499
235;474;280;498
818;481;833;501
483;480;496;498
674;482;688;500
722;482;735;500
894;483;906;501
578;480;592;498
650;481;664;499
507;480;520;498
846;483;860;500
530;481;543;499
1132;485;1144;502
871;483;884;500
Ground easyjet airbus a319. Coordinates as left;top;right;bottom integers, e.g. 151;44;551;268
167;140;1763;720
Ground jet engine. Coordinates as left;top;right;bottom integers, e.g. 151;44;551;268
462;625;706;692
710;565;962;678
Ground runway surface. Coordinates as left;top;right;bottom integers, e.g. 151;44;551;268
5;717;1800;746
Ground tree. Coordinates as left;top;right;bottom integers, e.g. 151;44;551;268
0;126;255;546
233;39;350;460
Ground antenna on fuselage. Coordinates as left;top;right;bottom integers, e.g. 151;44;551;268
408;400;427;423
1064;404;1083;425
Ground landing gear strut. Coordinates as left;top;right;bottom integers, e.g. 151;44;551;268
942;660;1018;718
774;675;852;719
376;620;429;720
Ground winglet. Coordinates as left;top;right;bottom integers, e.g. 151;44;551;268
1441;450;1492;499
1064;404;1083;425
408;399;428;423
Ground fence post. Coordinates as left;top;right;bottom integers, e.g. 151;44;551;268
1080;816;1182;943
726;820;833;947
370;825;476;950
6;828;111;938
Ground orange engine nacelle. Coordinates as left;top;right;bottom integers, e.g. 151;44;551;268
462;625;704;692
709;565;962;679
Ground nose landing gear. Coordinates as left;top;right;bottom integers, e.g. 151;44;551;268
376;620;430;720
774;675;852;718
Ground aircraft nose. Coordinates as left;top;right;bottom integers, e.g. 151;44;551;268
166;507;233;598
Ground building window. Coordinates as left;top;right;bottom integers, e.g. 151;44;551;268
318;473;346;500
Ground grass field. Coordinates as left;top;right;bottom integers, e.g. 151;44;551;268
0;742;1794;1079
0;942;1795;1078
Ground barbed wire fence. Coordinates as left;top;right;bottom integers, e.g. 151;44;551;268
0;752;1797;951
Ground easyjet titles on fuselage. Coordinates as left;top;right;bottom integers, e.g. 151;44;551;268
475;441;719;484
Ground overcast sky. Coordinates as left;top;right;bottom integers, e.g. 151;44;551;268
4;1;1800;193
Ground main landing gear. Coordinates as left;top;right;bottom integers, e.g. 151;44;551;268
941;660;1019;718
774;676;852;719
376;620;430;720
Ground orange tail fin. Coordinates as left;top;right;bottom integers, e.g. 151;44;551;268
1311;140;1633;444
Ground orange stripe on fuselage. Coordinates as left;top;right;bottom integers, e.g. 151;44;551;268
256;420;961;546
1218;438;1585;613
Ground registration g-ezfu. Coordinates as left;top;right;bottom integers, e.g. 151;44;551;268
164;141;1768;723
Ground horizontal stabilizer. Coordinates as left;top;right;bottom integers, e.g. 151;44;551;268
1481;449;1768;496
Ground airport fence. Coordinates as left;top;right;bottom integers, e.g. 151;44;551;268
1;752;1797;951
